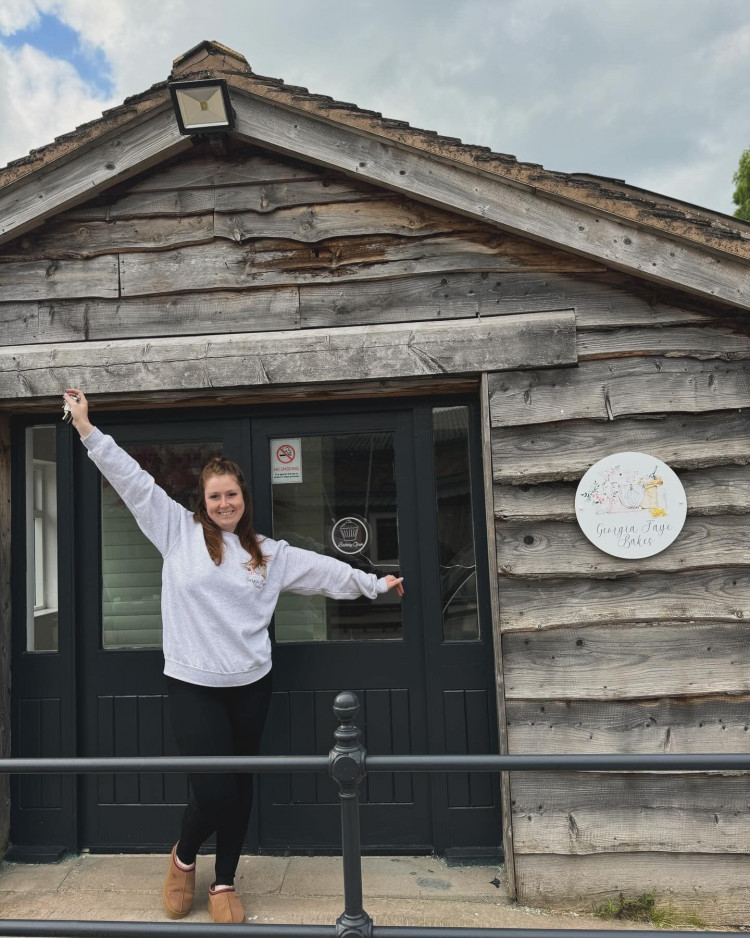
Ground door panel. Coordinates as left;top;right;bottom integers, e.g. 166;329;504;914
76;421;239;851
10;422;77;861
253;413;433;852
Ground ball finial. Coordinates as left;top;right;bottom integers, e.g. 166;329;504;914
333;691;360;723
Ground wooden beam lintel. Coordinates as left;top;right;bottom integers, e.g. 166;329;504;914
0;309;578;402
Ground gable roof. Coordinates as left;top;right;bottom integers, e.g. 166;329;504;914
1;40;748;311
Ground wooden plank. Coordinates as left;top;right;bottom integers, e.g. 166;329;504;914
301;274;532;327
120;244;514;297
213;199;458;243
213;179;383;213
0;107;192;245
124;151;321;190
491;412;750;484
499;568;750;631
480;374;516;899
0;376;479;414
0;413;10;849
121;242;587;298
506;695;750;754
489;358;750;428
90;289;300;339
213;199;469;243
0;310;577;399
511;771;750;854
231;92;750;310
54;203;110;222
578;325;750;361
0;214;214;259
493;466;750;522
0;301;87;345
502;620;750;700
477;272;657;319
681;466;750;515
514;852;750;924
496;515;748;579
0;255;119;301
0;289;299;344
577;297;713;329
108;188;215;219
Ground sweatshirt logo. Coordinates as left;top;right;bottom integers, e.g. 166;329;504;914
241;559;267;590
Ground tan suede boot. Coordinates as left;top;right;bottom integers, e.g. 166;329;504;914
161;844;196;919
208;884;245;923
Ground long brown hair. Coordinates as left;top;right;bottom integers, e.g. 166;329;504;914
193;456;266;567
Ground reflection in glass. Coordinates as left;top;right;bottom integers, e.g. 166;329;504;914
433;407;479;641
272;432;402;642
101;441;221;650
26;426;58;652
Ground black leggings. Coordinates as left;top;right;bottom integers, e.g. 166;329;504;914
166;672;273;885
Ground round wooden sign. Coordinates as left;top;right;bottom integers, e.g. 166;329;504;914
575;452;687;559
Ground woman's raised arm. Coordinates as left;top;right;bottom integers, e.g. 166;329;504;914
62;387;188;556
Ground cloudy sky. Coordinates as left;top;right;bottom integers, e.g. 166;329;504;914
0;0;748;217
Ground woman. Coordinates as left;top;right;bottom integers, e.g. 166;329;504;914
62;389;404;924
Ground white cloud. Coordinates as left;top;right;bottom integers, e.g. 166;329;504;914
0;42;115;167
0;0;42;34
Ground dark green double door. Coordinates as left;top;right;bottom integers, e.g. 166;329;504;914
26;401;501;856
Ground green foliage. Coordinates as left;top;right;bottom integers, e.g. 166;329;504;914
595;891;706;930
733;148;750;221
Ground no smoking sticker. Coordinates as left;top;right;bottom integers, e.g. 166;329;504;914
271;438;302;484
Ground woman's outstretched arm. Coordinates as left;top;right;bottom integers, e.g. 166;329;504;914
62;387;188;556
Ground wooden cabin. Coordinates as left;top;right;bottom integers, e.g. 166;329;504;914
1;39;749;924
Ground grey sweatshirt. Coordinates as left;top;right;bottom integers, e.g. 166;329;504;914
83;428;388;687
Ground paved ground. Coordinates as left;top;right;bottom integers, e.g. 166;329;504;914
0;853;656;931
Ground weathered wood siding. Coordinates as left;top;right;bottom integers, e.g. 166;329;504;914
0;413;10;854
2;141;750;916
489;312;750;921
1;142;739;352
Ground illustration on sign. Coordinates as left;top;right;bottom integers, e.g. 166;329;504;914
271;438;302;484
575;452;687;559
331;516;370;556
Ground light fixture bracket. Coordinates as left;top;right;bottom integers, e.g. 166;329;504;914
168;78;235;134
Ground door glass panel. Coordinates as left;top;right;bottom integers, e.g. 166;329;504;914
271;432;402;642
101;440;222;650
433;406;480;641
25;426;58;652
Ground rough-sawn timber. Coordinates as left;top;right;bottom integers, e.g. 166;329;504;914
0;309;577;399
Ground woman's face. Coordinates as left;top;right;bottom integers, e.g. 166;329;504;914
203;473;245;533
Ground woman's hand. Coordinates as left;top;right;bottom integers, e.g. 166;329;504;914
62;388;95;438
384;575;404;596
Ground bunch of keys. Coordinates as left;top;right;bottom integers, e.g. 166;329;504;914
62;392;80;424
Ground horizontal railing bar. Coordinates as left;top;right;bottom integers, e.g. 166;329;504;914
366;753;750;771
0;923;743;938
373;930;746;938
0;756;329;774
0;922;336;937
374;930;746;938
1;753;749;774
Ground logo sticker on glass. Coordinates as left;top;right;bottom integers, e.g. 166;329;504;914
575;451;687;559
331;516;370;556
271;438;302;484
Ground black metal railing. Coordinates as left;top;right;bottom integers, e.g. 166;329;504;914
0;690;748;938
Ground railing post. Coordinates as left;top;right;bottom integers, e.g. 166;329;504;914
329;691;372;938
